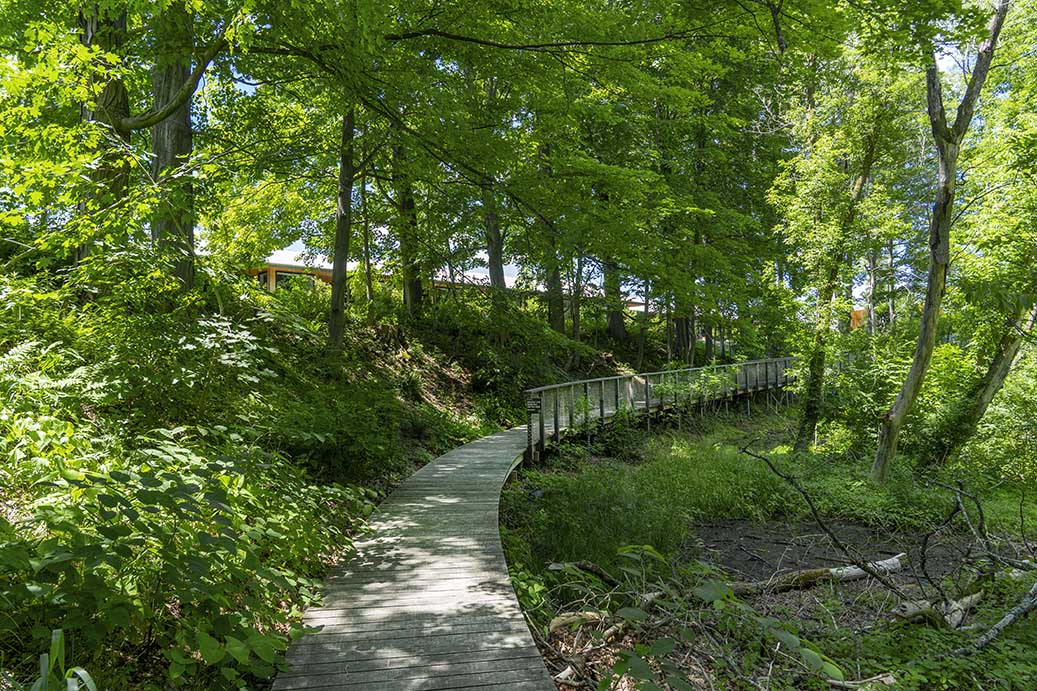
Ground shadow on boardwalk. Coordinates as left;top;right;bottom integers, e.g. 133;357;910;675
273;427;555;691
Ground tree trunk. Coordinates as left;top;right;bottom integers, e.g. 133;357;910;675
867;248;878;335
392;143;423;316
688;308;696;367
328;107;355;351
76;7;130;263
604;259;626;340
636;280;649;370
933;305;1036;462
571;253;583;343
536;144;565;332
872;0;1007;482
361;166;373;305
704;325;714;362
795;263;840;451
482;182;506;291
795;129;878;450
674;316;691;363
151;3;195;288
887;239;897;333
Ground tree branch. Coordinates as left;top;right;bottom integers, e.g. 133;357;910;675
951;0;1010;141
951;579;1037;655
925;65;952;144
118;37;228;132
740;441;913;599
381;17;745;52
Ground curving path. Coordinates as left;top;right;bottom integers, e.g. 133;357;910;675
274;358;795;690
273;427;555;691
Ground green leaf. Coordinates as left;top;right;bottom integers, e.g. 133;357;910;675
667;676;697;691
197;631;225;665
247;633;278;663
616;607;648;621
820;661;845;681
68;669;97;691
225;635;250;665
648;638;675;656
693;579;728;603
800;648;823;673
770;628;801;650
49;630;64;675
626;654;654;680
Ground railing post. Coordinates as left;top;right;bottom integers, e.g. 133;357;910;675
645;375;651;431
537;391;545;451
569;384;575;430
614;377;620;412
599;380;606;427
525;392;535;461
552;389;560;443
583;381;591;446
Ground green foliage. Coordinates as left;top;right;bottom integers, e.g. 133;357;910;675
0;416;373;688
0;261;508;687
505;413;1037;689
502;416;797;570
10;630;97;691
960;352;1037;479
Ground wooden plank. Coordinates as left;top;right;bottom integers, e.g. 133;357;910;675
289;620;530;647
274;665;551;690
277;651;542;683
305;611;526;636
288;624;534;664
319;584;518;609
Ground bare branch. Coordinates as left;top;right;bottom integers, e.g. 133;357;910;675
740;441;912;599
951;0;1011;141
951;579;1037;655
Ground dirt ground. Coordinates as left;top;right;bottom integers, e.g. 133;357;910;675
693;518;966;583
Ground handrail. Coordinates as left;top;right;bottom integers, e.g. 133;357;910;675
522;357;798;458
524;358;795;393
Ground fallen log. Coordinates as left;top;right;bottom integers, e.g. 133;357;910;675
731;553;908;596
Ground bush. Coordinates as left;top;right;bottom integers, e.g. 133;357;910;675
0;423;373;688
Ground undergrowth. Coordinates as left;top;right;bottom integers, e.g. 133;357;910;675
0;248;635;689
502;408;1037;690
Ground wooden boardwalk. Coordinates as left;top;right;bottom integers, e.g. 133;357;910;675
273;427;555;691
275;358;796;690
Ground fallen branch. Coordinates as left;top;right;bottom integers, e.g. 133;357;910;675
741;442;912;599
731;553;908;596
549;611;604;633
951;579;1037;655
828;672;897;688
891;590;984;629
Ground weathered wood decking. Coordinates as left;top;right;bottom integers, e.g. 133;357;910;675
273;427;555;691
275;358;797;690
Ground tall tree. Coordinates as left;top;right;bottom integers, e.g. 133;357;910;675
328;107;356;350
151;3;196;287
872;0;1010;482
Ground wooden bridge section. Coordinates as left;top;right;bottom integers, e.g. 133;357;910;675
525;357;797;457
274;358;796;691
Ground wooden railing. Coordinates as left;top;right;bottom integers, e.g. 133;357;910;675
523;357;798;458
